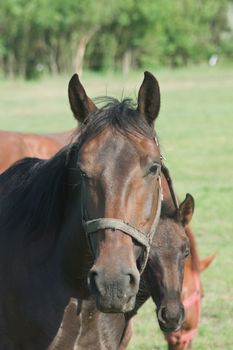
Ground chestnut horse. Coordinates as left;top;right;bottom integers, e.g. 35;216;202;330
0;72;169;348
0;129;75;173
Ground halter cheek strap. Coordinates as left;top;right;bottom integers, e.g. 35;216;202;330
82;169;163;274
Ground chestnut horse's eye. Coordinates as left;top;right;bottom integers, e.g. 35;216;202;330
149;163;160;175
184;247;190;258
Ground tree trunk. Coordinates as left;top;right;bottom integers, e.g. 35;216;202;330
7;51;15;78
49;49;58;76
122;49;133;75
73;29;97;76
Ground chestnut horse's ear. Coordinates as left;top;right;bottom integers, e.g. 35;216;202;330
199;254;216;272
178;194;195;226
137;71;160;125
68;74;97;123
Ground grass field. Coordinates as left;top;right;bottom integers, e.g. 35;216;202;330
0;66;233;349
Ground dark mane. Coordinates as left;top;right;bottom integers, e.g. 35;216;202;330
75;98;157;148
0;149;68;248
161;198;177;219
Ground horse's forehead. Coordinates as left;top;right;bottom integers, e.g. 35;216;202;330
155;220;187;248
79;129;159;164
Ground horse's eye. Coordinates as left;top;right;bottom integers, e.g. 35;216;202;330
184;247;190;258
149;163;160;174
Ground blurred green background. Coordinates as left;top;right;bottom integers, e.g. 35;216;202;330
0;0;233;79
0;0;233;349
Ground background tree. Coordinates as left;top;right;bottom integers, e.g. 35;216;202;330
0;0;232;79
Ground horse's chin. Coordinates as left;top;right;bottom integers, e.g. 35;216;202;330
95;295;136;313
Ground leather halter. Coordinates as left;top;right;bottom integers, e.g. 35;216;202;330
164;271;201;349
82;166;162;273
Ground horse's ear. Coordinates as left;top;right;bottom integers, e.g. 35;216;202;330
199;254;216;272
178;193;195;226
137;71;160;125
68;74;97;123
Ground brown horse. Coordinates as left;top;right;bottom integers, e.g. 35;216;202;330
118;236;215;350
122;178;215;350
0;129;75;173
0;72;167;348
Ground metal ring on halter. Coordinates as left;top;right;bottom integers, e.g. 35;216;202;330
82;166;163;274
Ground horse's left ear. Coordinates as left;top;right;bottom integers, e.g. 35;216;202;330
137;71;160;125
178;194;195;226
68;74;97;123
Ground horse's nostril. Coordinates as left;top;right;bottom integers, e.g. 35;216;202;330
88;270;98;293
129;273;136;287
158;306;167;324
125;269;139;293
161;306;167;322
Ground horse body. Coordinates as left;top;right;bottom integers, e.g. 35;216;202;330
0;156;86;349
0;129;75;173
0;232;69;349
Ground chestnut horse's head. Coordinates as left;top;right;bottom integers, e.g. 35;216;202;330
146;194;195;332
68;72;162;312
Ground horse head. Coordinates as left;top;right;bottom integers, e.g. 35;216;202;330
68;72;163;312
146;194;194;332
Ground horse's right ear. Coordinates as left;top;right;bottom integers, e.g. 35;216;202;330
68;74;97;123
137;71;160;125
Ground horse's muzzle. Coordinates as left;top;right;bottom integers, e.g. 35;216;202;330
157;303;185;332
88;267;139;313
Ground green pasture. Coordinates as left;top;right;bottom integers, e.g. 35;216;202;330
0;66;232;349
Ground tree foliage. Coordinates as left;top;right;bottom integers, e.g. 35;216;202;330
0;0;232;78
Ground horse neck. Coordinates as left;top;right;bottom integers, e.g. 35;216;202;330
75;298;125;349
58;178;93;297
161;173;173;203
